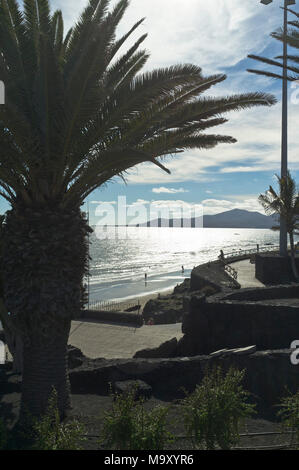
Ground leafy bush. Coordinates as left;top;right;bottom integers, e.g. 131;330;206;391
277;389;299;449
180;366;255;450
100;385;174;450
31;389;86;450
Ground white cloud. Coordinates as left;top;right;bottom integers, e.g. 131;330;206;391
114;0;282;74
202;197;263;215
90;200;116;205
129;199;150;206
52;0;282;72
50;1;297;185
152;187;189;194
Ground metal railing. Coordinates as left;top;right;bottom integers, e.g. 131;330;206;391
219;245;281;283
87;299;141;312
224;264;238;281
223;244;280;260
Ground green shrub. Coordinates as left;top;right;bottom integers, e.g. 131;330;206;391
100;385;174;450
180;366;255;450
277;389;299;449
31;389;86;450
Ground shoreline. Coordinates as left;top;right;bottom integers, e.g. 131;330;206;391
95;287;176;313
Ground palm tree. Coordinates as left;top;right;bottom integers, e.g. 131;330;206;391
0;215;23;373
259;172;299;280
0;0;276;421
247;7;299;81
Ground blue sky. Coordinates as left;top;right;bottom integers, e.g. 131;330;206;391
7;0;299;223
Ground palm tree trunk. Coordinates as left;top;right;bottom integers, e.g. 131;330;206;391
0;299;23;373
1;205;90;420
289;231;299;281
21;320;71;419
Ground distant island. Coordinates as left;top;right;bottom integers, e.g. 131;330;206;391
135;209;278;229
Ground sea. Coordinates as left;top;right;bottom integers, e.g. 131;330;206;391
0;227;297;330
87;227;296;303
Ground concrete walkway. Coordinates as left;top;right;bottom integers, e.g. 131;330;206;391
69;320;183;359
229;259;265;288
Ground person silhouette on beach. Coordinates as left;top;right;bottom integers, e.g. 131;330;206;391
181;265;184;273
144;272;147;285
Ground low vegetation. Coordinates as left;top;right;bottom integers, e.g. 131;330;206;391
100;385;174;450
1;372;298;450
180;367;255;450
277;389;299;449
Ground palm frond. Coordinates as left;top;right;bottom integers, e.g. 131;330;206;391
0;0;277;208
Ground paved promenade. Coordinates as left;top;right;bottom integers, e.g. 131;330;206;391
229;259;265;288
69;320;183;359
69;258;264;360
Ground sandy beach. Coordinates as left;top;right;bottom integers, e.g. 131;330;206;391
110;288;175;312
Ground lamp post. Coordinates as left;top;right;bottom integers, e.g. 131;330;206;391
260;0;295;256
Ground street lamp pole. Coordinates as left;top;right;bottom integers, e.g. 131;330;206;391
280;0;290;256
260;0;295;256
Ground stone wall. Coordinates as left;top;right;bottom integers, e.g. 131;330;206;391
222;284;299;302
79;309;143;326
179;294;299;356
255;254;299;284
69;349;298;417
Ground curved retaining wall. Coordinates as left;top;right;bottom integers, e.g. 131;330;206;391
222;284;299;301
180;294;299;355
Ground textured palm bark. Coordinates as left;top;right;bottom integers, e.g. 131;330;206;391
1;204;90;419
0;299;23;373
21;320;71;419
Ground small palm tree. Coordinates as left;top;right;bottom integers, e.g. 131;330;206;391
0;0;276;420
259;172;299;280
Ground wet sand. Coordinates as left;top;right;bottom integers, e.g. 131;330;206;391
112;288;174;312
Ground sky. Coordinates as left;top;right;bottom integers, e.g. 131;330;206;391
7;0;299;223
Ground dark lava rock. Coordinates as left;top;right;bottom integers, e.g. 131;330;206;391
113;379;152;400
124;305;140;312
143;296;184;324
69;350;298;417
173;279;190;295
133;338;178;359
68;345;86;369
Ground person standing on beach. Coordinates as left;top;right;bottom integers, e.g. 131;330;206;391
181;266;185;273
